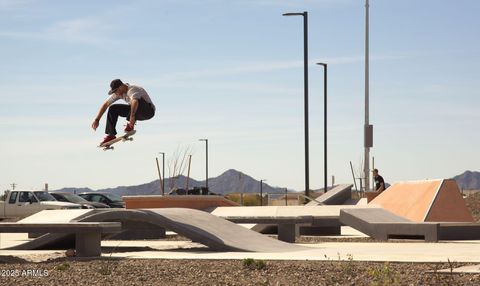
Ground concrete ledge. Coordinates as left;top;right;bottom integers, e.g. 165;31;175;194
340;208;440;242
1;222;121;257
438;223;480;240
123;195;239;210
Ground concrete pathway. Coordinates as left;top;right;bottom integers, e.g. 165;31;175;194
2;235;479;263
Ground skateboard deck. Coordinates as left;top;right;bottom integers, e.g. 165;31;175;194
98;130;136;151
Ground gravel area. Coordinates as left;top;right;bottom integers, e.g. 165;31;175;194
465;192;480;222
0;258;479;286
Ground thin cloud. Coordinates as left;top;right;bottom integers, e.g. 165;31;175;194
0;0;32;11
0;17;115;45
145;53;407;83
0;4;128;46
235;0;355;8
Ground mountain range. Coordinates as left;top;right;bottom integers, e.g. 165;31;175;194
453;171;480;190
53;169;292;196
53;169;480;196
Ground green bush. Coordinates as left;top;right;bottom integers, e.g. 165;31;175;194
54;262;70;271
368;262;400;286
243;258;267;270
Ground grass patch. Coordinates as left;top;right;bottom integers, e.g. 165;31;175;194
243;258;267;270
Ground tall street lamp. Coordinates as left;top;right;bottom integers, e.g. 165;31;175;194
199;139;209;190
157;152;165;195
364;0;373;191
317;63;328;193
283;11;310;200
260;179;267;206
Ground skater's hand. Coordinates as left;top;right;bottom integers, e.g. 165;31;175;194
91;119;100;131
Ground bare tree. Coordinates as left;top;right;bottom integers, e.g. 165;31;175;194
168;145;194;191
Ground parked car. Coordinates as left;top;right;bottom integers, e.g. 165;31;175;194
50;192;110;209
168;187;218;196
0;190;82;219
78;192;125;208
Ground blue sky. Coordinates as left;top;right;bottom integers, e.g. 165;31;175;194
0;0;479;192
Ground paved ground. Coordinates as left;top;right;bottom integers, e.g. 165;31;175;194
2;229;480;264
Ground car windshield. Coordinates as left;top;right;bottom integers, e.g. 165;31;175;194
34;191;57;202
103;193;123;202
60;193;88;203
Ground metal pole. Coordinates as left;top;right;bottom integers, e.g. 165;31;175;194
372;156;375;191
206;140;209;189
285;188;288;206
186;155;192;191
364;0;371;192
260;179;266;206
199;139;209;190
162;153;165;195
317;63;327;193
156;157;162;195
159;152;165;195
282;11;309;200
260;180;263;206
303;12;310;200
350;161;358;192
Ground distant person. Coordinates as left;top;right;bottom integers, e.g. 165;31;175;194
91;79;156;145
372;169;385;193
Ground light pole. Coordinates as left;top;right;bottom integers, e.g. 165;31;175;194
157;152;165;195
260;179;267;206
199;139;209;190
317;63;327;194
283;11;310;200
364;0;372;191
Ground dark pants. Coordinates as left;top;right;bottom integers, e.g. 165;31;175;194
105;99;155;135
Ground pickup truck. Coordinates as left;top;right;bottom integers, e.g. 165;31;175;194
0;190;82;219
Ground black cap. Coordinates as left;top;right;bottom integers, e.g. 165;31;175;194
108;79;123;95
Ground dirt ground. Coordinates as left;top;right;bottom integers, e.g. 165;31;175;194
0;258;479;286
465;192;480;222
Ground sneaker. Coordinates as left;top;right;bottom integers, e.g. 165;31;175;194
124;122;135;133
100;135;116;145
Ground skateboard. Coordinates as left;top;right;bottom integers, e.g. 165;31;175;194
98;130;136;151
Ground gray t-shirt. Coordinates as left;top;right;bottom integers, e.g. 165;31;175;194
107;84;155;111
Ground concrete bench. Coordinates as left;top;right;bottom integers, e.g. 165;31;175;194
340;208;439;242
212;205;379;240
0;222;121;257
438;223;480;240
224;216;312;242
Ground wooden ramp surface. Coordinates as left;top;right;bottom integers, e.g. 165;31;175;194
369;179;474;222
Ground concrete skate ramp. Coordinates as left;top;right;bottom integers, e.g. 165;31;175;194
340;208;439;242
369;179;474;222
211;205;379;235
306;184;353;206
340;208;480;241
7;208;307;252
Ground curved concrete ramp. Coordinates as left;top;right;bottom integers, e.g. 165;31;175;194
8;208;306;253
141;208;306;252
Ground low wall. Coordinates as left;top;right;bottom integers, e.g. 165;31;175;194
122;195;240;210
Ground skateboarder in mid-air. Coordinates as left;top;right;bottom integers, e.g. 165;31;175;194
92;79;156;145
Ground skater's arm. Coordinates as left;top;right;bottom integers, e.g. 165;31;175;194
91;100;109;130
129;98;139;125
377;183;385;193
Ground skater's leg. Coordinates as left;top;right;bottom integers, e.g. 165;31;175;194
105;104;130;135
134;99;155;121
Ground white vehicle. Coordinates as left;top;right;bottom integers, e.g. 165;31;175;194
0;190;82;219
